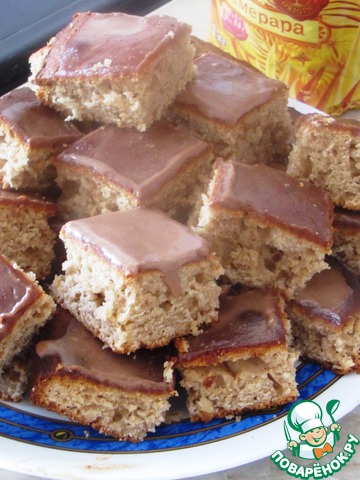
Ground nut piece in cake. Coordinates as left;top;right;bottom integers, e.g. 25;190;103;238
175;289;298;422
54;121;213;222
0;253;56;373
166;49;291;163
332;208;360;276
196;160;333;297
287;114;360;210
30;12;195;131
51;208;223;353
31;308;176;442
0;87;82;191
0;189;57;280
287;257;360;375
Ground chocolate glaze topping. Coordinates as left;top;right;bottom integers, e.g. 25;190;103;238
0;254;41;341
36;308;174;393
175;52;284;124
210;160;333;248
0;189;57;215
62;208;211;295
57;122;210;202
35;12;191;80
0;87;81;147
177;290;286;365
292;258;360;328
333;208;360;231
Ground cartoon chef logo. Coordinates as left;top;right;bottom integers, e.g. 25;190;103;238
285;399;341;460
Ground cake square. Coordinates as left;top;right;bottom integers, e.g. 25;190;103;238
30;12;195;131
0;353;32;402
166;41;291;164
0;189;57;280
287;257;360;375
175;289;298;422
0;87;82;191
51;208;223;353
31;308;176;442
333;208;360;275
0;253;56;373
287;114;360;210
54;121;213;223
196;159;333;297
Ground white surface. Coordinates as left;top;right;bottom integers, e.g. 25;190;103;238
1;0;360;479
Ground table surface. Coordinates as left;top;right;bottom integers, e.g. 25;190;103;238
1;0;359;479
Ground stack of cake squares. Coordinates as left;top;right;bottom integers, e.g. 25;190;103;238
0;8;359;442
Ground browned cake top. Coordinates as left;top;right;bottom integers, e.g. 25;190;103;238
56;122;210;202
174;52;285;125
209;160;333;248
0;254;41;341
297;113;360;135
0;87;81;147
36;308;174;393
0;189;57;215
62;208;212;295
333;208;360;231
34;12;192;81
291;258;360;329
176;289;287;366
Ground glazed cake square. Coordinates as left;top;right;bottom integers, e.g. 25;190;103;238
51;208;223;354
32;308;176;442
0;253;55;373
0;189;57;280
287;114;360;210
0;87;82;191
175;289;298;422
166;40;291;164
54;121;213;222
30;12;195;131
196;160;333;297
287;257;360;375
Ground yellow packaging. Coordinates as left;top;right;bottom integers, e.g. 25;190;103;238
210;0;360;114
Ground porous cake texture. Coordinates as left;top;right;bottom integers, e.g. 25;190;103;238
0;87;82;191
287;114;360;210
54;121;213;222
31;308;176;442
196;160;333;297
175;289;298;422
166;43;291;163
0;354;31;402
0;253;56;373
51;208;223;354
30;12;196;131
287;258;360;375
0;189;57;280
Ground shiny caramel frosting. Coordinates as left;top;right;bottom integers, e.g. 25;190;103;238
291;258;360;328
174;52;285;124
56;121;210;203
0;253;41;341
0;189;57;215
36;308;174;393
177;289;286;366
62;208;212;295
0;87;81;147
209;160;333;248
34;12;192;80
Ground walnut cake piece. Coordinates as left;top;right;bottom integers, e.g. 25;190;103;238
31;308;176;442
175;289;298;422
51;207;223;353
30;12;195;131
0;87;82;191
287;257;360;375
196;160;333;297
